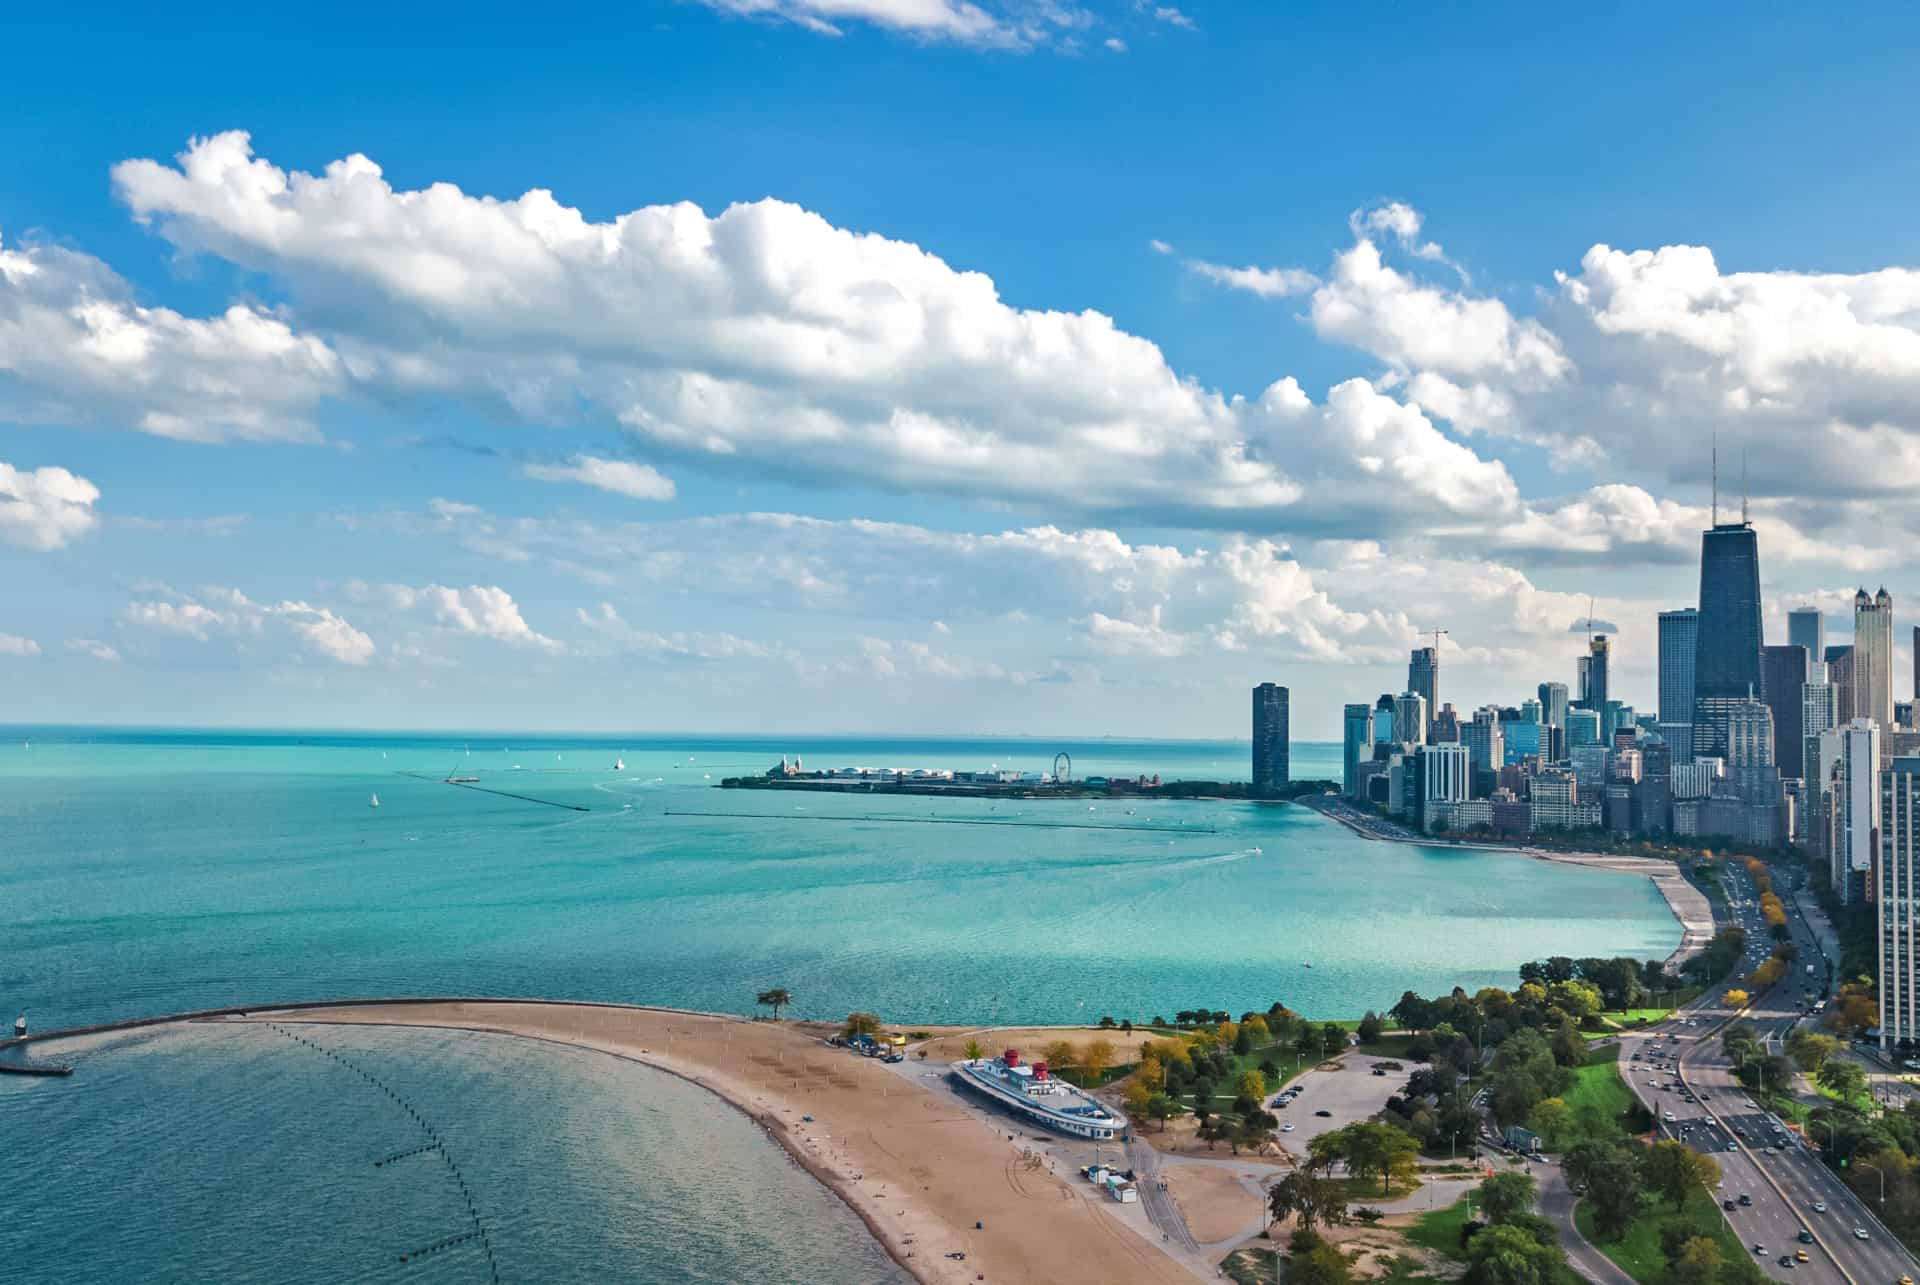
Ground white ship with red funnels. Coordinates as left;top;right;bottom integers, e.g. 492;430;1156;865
949;1048;1129;1140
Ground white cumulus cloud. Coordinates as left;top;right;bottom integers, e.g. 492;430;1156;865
523;455;677;501
0;459;101;550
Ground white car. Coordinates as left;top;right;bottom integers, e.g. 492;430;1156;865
1281;1123;1295;1132
1853;1229;1869;1241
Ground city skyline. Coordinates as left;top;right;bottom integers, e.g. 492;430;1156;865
6;5;1920;738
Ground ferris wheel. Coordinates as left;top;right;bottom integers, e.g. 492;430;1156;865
1052;752;1071;784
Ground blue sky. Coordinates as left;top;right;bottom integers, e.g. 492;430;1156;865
4;0;1920;737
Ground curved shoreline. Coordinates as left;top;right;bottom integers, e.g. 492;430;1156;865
8;997;1200;1285
1300;797;1712;969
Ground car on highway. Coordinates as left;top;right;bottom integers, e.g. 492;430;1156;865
1779;1254;1796;1267
1854;1229;1871;1241
1739;1194;1753;1206
1798;1231;1814;1243
1796;1250;1809;1262
1315;1109;1331;1118
1812;1202;1826;1213
1724;1199;1737;1211
1753;1244;1766;1256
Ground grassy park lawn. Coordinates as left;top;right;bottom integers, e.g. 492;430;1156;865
1576;1185;1752;1284
1404;1190;1476;1260
1564;1058;1637;1129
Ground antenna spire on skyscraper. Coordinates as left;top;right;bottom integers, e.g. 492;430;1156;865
1742;449;1749;525
1711;433;1719;526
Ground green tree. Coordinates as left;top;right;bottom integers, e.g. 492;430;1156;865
1566;1140;1641;1241
1670;1235;1723;1285
1463;1222;1564;1285
755;987;792;1020
1321;1022;1349;1057
1641;1139;1720;1211
1146;1093;1176;1132
1786;1030;1841;1072
1526;1097;1573;1148
1357;1010;1385;1043
1292;1242;1357;1285
963;1038;984;1060
1477;1171;1537;1225
844;1011;882;1037
1237;1069;1267;1101
1817;1058;1869;1102
1267;1170;1349;1233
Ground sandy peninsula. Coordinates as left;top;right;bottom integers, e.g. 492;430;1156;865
265;1002;1203;1285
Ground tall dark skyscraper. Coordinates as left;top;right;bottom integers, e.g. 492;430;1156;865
1252;683;1290;791
1788;607;1825;662
1692;520;1765;759
1760;644;1809;776
1407;647;1438;740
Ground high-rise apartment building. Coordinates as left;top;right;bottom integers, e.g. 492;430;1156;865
1788;606;1826;663
1251;683;1290;791
1342;703;1371;799
1914;626;1919;705
1373;694;1396;746
1692;519;1764;759
1394;692;1428;749
1407;647;1438;741
1537;681;1569;732
1759;644;1809;775
1430;703;1461;744
1880;757;1920;1051
1854;588;1895;737
1463;707;1504;782
1823;719;1881;904
1419;743;1471;829
1658;608;1699;735
1567;707;1601;748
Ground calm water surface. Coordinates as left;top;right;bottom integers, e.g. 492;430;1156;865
1;728;1679;1027
0;1021;907;1284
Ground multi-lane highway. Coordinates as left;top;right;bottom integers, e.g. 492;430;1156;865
1619;862;1919;1285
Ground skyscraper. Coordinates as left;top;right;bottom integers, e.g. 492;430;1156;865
1537;682;1569;731
1914;626;1919;706
1789;606;1826;662
1342;703;1371;799
1394;692;1428;749
1880;757;1920;1051
1579;634;1611;711
1759;644;1809;775
1658;608;1699;733
1463;707;1503;783
1824;719;1881;903
1408;647;1438;741
1692;519;1764;759
1854;588;1895;734
1251;683;1290;791
1828;646;1857;725
1344;706;1374;795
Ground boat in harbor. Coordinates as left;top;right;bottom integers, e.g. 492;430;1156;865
949;1048;1128;1140
369;793;380;809
614;758;625;771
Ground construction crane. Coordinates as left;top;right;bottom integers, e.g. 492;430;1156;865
1424;628;1449;655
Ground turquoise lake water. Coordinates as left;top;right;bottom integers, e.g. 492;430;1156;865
0;727;1683;1281
1;727;1680;1028
0;1020;908;1284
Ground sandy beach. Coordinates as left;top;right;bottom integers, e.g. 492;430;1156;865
263;1002;1202;1285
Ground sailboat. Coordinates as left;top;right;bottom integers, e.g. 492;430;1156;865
370;793;381;809
614;758;626;771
